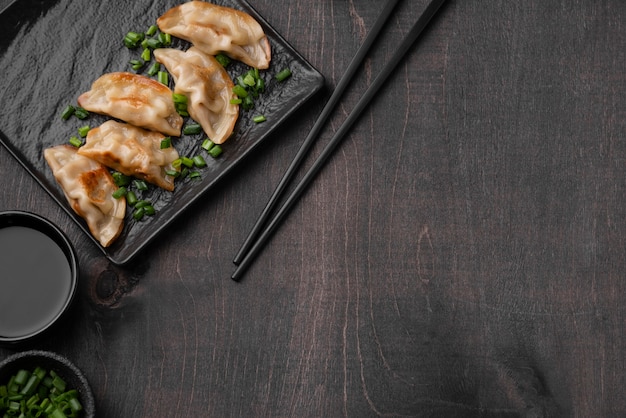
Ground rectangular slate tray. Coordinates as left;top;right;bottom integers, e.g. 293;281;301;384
0;0;324;265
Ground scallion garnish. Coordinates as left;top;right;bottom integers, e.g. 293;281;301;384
112;172;131;187
123;31;144;48
158;32;172;46
60;105;75;120
192;155;207;168
189;171;202;179
157;71;169;85
126;190;138;206
208;144;223;158
165;169;180;177
232;85;248;98
0;367;84;418
253;115;266;123
173;93;189;116
147;61;160;76
130;59;144;71
146;25;158;37
141;48;151;62
275;68;292;82
183;123;202;135
144;204;156;216
69;136;82;148
112;187;127;199
74;107;90;120
77;125;90;138
133;179;148;191
160;137;172;149
133;207;146;220
215;53;231;67
202;138;214;151
180;157;194;168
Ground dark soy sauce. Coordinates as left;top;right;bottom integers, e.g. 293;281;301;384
0;226;72;338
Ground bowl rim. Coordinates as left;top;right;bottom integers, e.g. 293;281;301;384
0;349;95;417
0;210;79;344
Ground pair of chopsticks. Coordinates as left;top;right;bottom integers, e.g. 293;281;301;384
232;0;447;281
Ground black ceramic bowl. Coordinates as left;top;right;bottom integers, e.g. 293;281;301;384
0;211;78;345
0;350;95;417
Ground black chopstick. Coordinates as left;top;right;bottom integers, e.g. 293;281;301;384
232;0;448;281
233;0;402;266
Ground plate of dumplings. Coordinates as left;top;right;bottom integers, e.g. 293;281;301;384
0;0;324;264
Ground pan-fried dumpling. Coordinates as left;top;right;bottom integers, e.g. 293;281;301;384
77;72;183;136
78;120;180;192
44;145;125;247
154;47;239;145
157;1;271;69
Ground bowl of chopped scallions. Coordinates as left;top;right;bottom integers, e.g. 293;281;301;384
0;350;95;417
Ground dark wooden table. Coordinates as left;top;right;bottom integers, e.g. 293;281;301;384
2;0;626;416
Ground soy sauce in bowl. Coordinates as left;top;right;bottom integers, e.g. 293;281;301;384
0;211;78;345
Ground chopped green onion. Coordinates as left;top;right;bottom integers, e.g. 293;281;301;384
145;38;162;49
133;179;148;191
165;169;180;177
157;71;169;85
208;144;223;158
126;190;138;206
69;136;82;148
275;68;292;82
135;200;152;209
202;138;214;151
133;207;146;220
242;95;255;110
112;187;127;199
130;59;144;71
173;93;188;105
144;205;156;216
180;157;194;168
160;137;172;149
141;48;151;62
146;25;158;36
230;98;243;105
147;61;160;76
74;107;89;120
192;155;207;167
256;77;266;93
0;367;83;418
253;115;266;123
60;105;75;120
158;32;172;46
232;85;248;98
77;125;90;138
124;31;144;48
243;73;256;87
173;93;189;116
112;172;132;187
14;370;29;386
215;53;231;67
183;124;202;135
189;171;202;179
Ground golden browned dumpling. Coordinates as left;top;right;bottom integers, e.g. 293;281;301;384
157;1;271;69
78;120;181;191
44;145;126;247
154;47;239;145
77;72;183;136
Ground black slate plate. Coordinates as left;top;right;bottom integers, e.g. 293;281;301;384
0;0;324;265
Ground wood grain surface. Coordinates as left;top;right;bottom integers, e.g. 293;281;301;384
2;0;626;416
